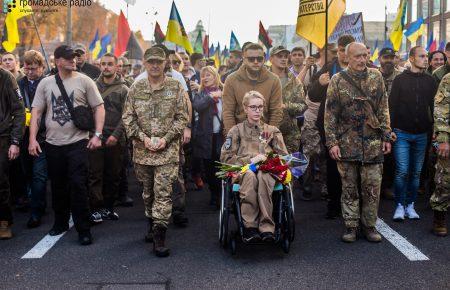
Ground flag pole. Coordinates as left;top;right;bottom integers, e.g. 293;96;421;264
31;13;50;72
324;0;329;65
207;9;211;58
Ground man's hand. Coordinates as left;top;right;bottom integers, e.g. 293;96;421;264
144;136;153;150
437;142;449;158
8;145;19;160
305;56;315;67
250;154;267;164
319;73;331;86
105;136;118;147
383;141;391;154
154;138;167;151
183;127;191;145
28;139;42;157
87;135;102;150
329;145;341;161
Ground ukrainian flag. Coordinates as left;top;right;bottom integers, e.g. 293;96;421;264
89;29;102;60
370;40;379;63
404;17;425;43
165;1;193;54
389;0;407;51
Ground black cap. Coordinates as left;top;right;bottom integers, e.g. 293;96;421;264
379;47;396;57
54;45;81;59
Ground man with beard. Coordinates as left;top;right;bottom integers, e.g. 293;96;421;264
378;47;401;200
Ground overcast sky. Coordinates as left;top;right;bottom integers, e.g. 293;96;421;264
100;0;401;46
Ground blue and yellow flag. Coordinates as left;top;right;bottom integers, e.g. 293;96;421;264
389;0;407;51
230;31;241;51
165;1;193;54
89;30;102;60
98;34;113;59
214;43;221;68
404;17;425;43
2;1;33;52
370;40;379;63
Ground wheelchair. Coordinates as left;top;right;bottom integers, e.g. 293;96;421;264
218;177;295;255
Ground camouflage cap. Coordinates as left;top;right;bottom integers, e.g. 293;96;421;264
73;43;87;54
144;47;166;61
270;45;290;57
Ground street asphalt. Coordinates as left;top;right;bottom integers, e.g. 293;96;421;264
1;172;449;289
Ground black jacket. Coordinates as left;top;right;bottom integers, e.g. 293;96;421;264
0;68;25;144
18;76;46;144
389;69;437;134
192;90;223;159
78;62;101;80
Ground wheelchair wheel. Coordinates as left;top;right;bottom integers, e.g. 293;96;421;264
230;236;237;255
219;181;231;248
286;208;295;242
282;237;290;254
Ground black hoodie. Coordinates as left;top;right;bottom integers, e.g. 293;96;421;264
389;69;437;134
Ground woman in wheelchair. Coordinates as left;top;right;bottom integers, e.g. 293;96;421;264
220;91;288;243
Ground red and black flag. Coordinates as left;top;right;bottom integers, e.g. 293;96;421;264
203;34;209;57
258;21;272;49
114;10;143;60
154;21;165;44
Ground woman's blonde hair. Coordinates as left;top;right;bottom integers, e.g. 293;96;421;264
199;65;223;91
242;90;265;107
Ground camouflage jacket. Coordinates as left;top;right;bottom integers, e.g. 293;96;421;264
276;70;307;153
432;63;450;85
434;73;450;144
220;120;288;165
324;68;391;163
380;68;401;96
122;77;188;166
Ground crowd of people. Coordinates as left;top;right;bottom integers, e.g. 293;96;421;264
0;34;448;257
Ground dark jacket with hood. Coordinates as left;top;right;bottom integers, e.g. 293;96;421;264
0;68;25;145
95;74;129;144
389;69;437;134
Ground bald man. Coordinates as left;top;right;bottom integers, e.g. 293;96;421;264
324;42;392;243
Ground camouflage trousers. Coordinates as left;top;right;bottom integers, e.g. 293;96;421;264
337;162;383;228
134;163;178;228
430;157;450;212
300;118;327;194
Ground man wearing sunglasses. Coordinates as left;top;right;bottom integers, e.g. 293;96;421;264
222;43;282;135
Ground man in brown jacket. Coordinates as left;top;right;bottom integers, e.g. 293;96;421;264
222;43;283;134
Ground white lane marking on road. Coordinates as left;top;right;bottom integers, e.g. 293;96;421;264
376;218;429;261
21;219;74;259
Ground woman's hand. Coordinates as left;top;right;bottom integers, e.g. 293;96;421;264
210;90;222;99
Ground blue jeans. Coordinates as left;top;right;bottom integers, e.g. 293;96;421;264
393;129;428;206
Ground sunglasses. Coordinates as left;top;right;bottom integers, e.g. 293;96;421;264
147;59;164;65
246;56;264;63
171;60;181;65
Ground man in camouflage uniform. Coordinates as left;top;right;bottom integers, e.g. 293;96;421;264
325;43;392;243
378;47;401;200
269;45;307;153
432;42;450;85
122;47;188;257
430;73;450;237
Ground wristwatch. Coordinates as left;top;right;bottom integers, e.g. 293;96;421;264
94;132;103;139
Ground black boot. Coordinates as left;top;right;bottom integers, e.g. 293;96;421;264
144;218;154;243
153;225;170;257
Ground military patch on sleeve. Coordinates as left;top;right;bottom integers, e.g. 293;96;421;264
15;88;23;100
224;137;232;150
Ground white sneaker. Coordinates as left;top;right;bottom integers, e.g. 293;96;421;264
405;203;420;220
393;204;405;221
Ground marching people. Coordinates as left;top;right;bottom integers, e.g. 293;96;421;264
88;53;129;224
0;66;25;239
29;45;105;245
220;91;288;242
325;42;391;243
18;50;48;228
389;46;437;221
122;47;188;257
192;66;224;207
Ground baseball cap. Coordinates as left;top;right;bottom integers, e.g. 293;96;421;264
73;43;87;54
144;47;166;61
270;45;290;57
54;45;81;59
379;47;396;57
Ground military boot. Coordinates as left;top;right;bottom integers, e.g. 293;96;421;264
363;227;382;243
432;210;447;237
144;218;154;243
341;227;357;243
0;221;12;240
153;225;170;257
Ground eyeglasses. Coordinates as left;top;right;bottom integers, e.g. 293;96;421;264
246;56;264;63
147;59;164;65
247;105;264;112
